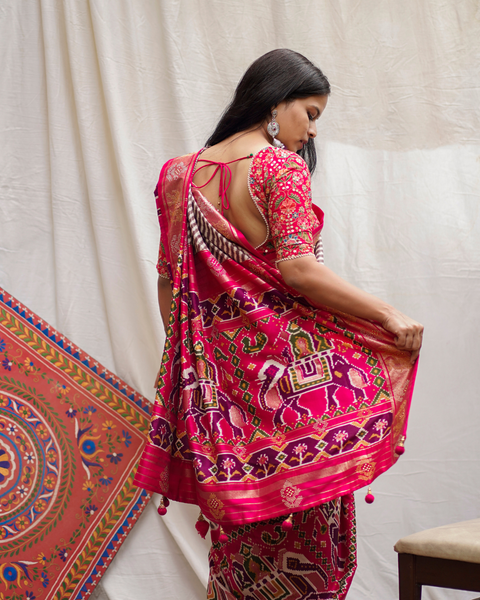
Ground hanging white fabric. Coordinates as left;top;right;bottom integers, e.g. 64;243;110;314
1;1;479;599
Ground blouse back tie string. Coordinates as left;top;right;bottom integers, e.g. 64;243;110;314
192;154;253;214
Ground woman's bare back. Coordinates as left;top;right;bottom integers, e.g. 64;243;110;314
192;133;272;249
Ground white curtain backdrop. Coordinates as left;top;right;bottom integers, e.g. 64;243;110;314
1;1;479;598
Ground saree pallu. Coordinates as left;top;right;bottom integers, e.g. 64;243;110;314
134;150;418;528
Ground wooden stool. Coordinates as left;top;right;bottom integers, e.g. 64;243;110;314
394;518;480;599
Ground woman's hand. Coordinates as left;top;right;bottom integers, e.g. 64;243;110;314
278;255;424;363
381;309;424;364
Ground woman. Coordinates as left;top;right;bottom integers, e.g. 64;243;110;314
134;49;423;599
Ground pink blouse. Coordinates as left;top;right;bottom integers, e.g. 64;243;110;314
156;146;322;278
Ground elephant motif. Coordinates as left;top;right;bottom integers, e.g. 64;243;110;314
185;382;248;439
257;352;369;426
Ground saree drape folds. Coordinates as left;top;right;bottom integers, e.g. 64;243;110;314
134;151;417;527
207;498;357;599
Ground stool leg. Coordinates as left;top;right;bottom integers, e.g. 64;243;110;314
398;554;422;600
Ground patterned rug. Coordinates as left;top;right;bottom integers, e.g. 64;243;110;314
0;288;152;600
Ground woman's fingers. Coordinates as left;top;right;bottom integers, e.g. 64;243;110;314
395;329;422;351
399;331;413;350
383;311;424;361
413;328;424;351
410;348;420;364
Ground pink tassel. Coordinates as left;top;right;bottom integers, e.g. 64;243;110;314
365;487;375;504
195;513;210;539
219;526;228;544
157;497;167;515
163;496;170;507
281;514;294;531
395;436;406;456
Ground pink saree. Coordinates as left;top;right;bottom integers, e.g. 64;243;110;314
134;150;417;529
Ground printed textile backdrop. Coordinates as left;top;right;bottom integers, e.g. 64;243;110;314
1;1;479;599
0;289;152;600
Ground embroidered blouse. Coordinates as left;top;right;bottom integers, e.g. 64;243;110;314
156;146;322;278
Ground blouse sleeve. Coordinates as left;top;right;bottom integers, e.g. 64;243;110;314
265;152;316;263
156;236;170;279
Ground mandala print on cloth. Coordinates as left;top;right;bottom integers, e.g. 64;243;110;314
208;496;356;600
0;288;152;600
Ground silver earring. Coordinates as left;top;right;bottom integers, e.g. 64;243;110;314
267;110;284;148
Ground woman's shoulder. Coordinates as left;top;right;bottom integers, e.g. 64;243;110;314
248;148;312;216
252;146;309;178
250;148;310;195
160;152;198;183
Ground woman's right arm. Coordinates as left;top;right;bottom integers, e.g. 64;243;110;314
278;255;423;363
154;275;172;388
157;275;172;331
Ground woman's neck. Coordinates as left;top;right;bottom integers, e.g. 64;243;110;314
204;127;272;160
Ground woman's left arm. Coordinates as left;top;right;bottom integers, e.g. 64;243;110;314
264;155;423;362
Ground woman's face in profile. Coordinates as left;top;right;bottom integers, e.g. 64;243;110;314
273;95;328;152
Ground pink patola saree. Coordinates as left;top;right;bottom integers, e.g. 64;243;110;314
134;149;417;531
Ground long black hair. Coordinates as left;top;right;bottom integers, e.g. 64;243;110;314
206;49;330;174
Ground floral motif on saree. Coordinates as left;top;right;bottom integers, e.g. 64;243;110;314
134;148;418;527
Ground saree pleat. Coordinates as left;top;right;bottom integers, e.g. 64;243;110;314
207;496;356;600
